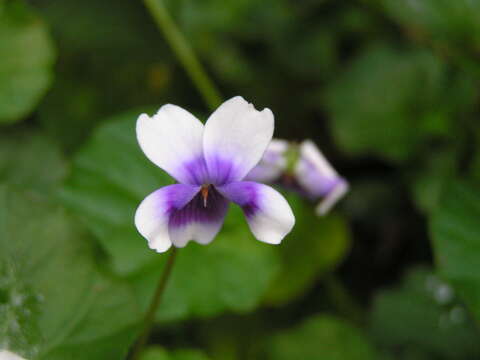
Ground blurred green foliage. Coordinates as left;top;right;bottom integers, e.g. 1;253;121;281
264;314;378;360
430;181;480;322
0;186;140;359
370;267;480;359
0;0;55;124
141;347;211;360
325;44;473;162
0;130;67;191
1;0;480;359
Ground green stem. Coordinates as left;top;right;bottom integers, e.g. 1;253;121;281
324;273;365;326
129;248;178;360
143;0;223;111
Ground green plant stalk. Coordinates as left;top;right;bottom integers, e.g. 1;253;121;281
129;248;178;360
143;0;222;111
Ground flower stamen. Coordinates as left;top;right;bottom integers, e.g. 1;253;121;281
201;185;210;207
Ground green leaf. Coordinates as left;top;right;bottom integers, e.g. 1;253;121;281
61;109;281;321
264;314;378;360
60;109;169;274
430;180;480;322
141;346;211;360
408;148;457;214
0;0;55;124
264;196;351;306
471;128;480;183
0;130;68;192
382;0;480;58
370;267;480;359
0;186;140;359
325;44;449;162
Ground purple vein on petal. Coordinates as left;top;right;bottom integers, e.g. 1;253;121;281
178;156;209;185
218;181;261;219
168;186;229;229
205;155;238;186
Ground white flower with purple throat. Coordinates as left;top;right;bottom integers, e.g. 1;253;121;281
135;96;295;252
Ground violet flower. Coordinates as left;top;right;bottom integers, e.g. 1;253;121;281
246;139;348;216
135;96;295;252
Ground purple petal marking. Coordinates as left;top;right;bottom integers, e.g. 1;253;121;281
204;155;240;186
135;184;200;252
168;185;229;238
156;184;201;215
217;181;260;219
218;181;295;244
177;156;209;186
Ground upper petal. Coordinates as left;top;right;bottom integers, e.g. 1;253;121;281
245;139;289;183
218;181;295;244
203;96;274;185
135;184;200;252
137;104;208;185
295;140;341;197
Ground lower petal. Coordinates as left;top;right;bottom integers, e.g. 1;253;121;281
218;181;295;244
168;186;229;247
135;184;200;252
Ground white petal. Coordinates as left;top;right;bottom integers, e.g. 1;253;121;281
0;350;27;360
135;184;199;252
168;187;229;247
268;139;290;152
295;140;342;198
316;180;349;216
219;181;295;244
299;140;338;178
169;219;226;247
136;104;207;185
203;96;274;184
245;139;289;183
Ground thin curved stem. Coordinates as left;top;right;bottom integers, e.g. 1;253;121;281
143;0;222;111
129;248;178;360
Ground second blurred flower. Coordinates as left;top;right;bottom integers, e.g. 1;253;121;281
246;139;348;216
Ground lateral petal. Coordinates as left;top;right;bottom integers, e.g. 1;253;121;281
135;184;200;252
218;181;295;244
